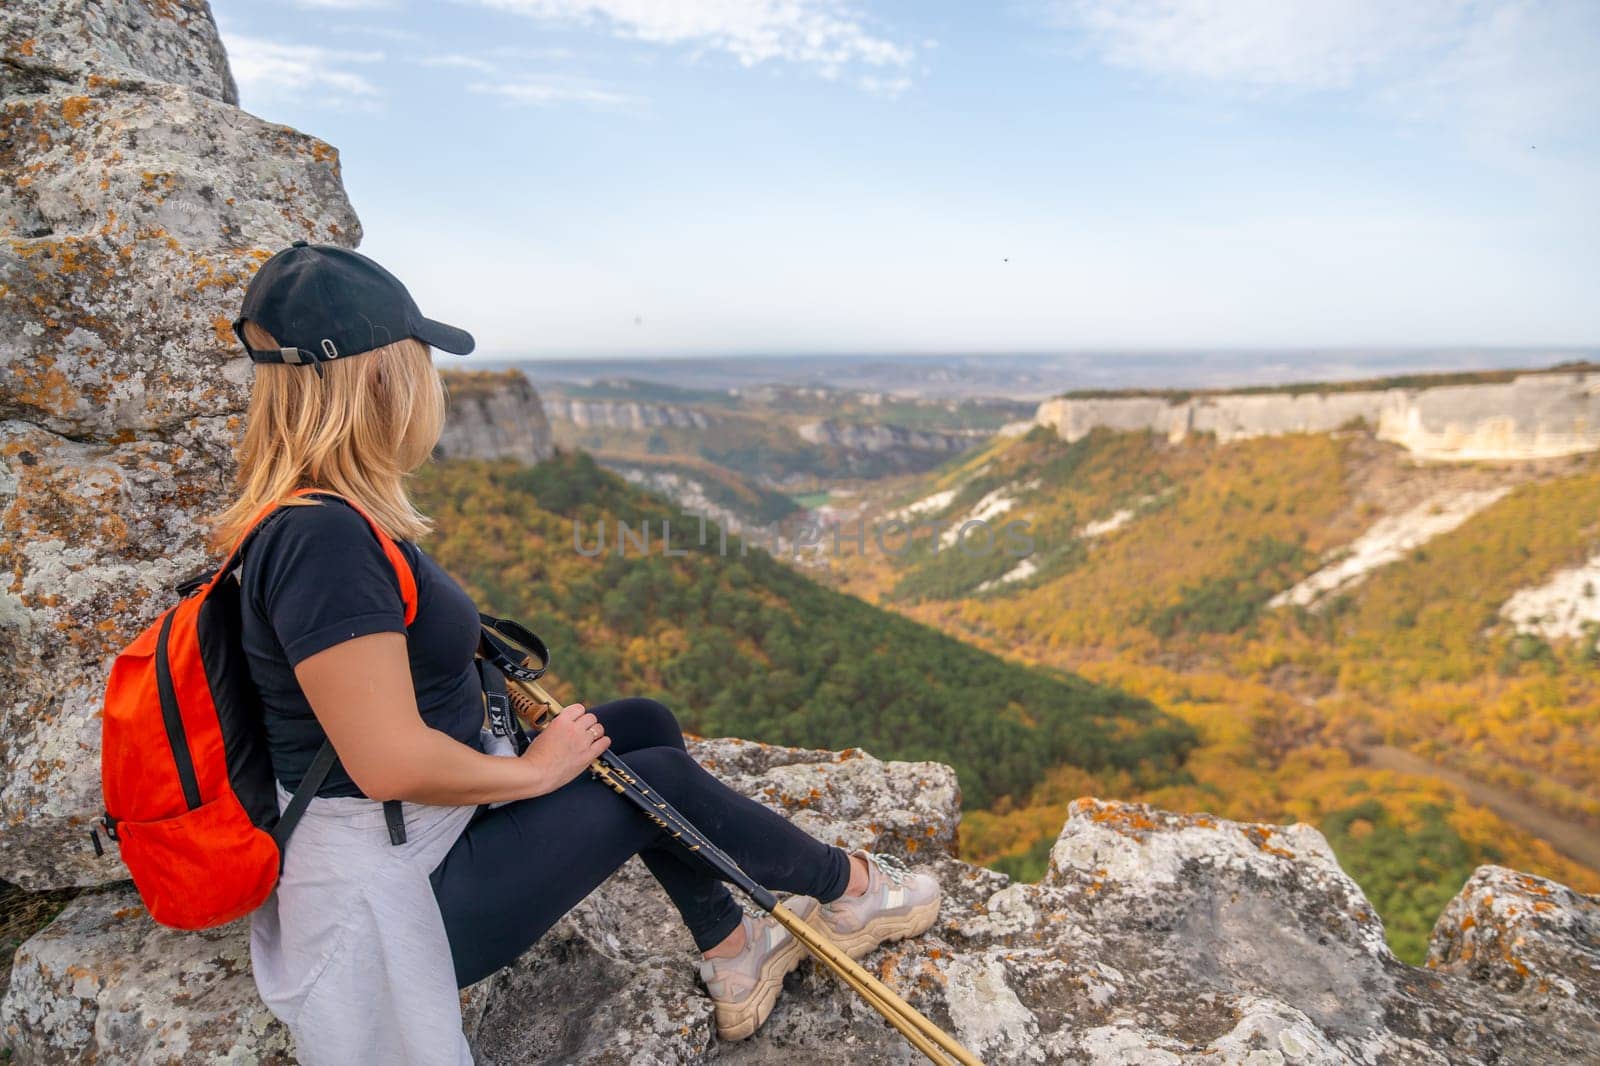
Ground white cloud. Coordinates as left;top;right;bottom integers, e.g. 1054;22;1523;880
1054;1;1600;155
468;0;915;83
859;72;912;98
222;34;386;101
420;53;502;73
325;23;426;43
1059;0;1462;89
485;44;580;62
467;78;641;109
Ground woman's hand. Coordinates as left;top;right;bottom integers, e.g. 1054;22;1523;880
520;702;610;795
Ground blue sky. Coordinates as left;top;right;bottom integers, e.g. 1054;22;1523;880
210;1;1599;360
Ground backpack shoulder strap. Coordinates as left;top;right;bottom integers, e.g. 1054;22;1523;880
272;740;404;858
271;739;338;859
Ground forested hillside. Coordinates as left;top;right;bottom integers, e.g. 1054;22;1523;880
412;452;1196;811
820;425;1600;960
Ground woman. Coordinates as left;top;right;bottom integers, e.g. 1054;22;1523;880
209;241;942;1065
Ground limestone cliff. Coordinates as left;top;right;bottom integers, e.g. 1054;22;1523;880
435;369;553;466
545;396;715;431
5;738;1598;1064
796;419;981;456
1;0;361;889
1036;371;1600;461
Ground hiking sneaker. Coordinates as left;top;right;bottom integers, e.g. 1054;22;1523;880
808;850;940;961
699;896;819;1041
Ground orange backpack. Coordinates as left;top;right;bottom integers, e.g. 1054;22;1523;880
97;488;417;930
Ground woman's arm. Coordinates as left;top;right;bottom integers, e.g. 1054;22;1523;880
293;631;610;806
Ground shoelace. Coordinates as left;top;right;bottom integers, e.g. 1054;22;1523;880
867;851;911;886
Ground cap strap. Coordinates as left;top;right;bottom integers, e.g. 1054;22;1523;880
243;344;328;379
242;344;314;364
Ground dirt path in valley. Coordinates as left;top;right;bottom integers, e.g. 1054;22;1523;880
1363;745;1600;872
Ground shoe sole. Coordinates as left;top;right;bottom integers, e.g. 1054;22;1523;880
712;898;816;1042
806;894;940;961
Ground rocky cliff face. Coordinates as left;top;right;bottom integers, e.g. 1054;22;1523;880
545;396;715;431
1036;372;1600;461
1;0;362;889
609;464;760;533
5;736;1598;1064
796;419;982;456
435;369;554;466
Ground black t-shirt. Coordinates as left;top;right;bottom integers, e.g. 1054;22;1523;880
239;495;486;798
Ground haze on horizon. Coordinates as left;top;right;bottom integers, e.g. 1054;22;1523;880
214;0;1600;360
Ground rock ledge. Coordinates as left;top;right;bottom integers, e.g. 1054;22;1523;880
5;740;1598;1065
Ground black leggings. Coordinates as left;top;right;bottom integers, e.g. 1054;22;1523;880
428;698;853;988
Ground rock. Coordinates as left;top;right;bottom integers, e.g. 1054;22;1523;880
0;0;359;889
1;0;237;104
0;883;293;1065
2;91;357;438
790;419;985;478
1017;800;1599;1065
1034;371;1600;462
688;738;962;861
1427;865;1600;1011
608;464;763;536
0;740;963;1064
4;747;1599;1065
544;396;715;432
435;369;554;465
795;419;981;458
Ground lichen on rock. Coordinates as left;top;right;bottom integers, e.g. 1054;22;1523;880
7;741;1598;1064
1;0;359;890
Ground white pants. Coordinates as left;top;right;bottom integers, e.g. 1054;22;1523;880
249;780;478;1066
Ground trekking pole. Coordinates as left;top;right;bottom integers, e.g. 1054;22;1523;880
479;618;982;1066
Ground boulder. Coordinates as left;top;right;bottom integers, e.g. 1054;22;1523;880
435;370;554;466
0;0;360;889
6;742;1599;1065
1;882;292;1065
1427;865;1600;1043
0;739;960;1064
0;0;237;105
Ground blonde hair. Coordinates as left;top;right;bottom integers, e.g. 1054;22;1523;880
206;319;447;553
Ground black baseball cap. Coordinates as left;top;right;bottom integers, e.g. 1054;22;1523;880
233;240;474;375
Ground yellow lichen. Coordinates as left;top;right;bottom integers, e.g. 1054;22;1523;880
60;96;93;128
